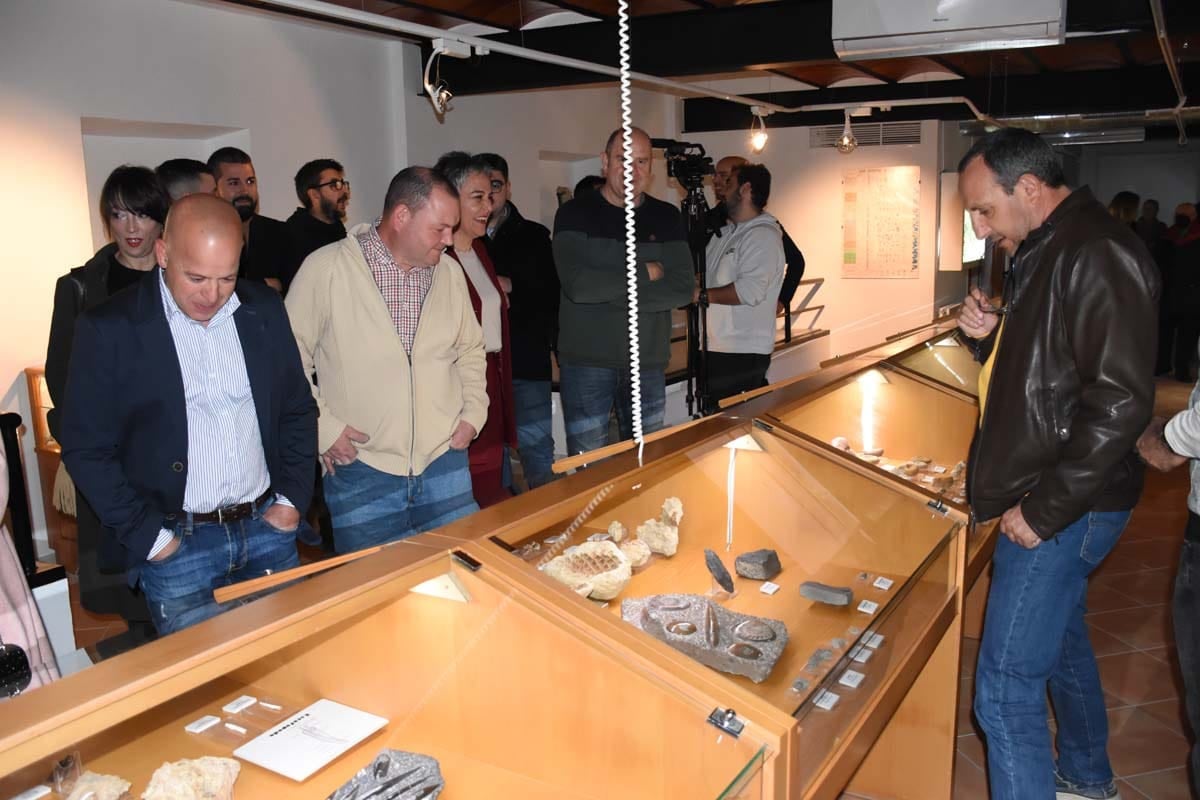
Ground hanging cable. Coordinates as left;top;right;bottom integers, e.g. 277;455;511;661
617;0;644;466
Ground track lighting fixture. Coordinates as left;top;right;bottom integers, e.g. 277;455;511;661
749;106;770;153
836;109;858;154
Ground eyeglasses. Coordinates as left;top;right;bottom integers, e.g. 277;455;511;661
315;179;350;192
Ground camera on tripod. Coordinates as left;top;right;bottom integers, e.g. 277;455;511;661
650;138;714;190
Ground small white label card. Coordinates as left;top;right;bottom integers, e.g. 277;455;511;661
223;695;258;714
9;786;52;800
760;581;781;596
857;599;879;615
866;633;886;649
814;690;841;711
872;576;894;591
932;465;947;474
851;646;873;664
234;699;388;782
838;670;866;689
185;715;221;734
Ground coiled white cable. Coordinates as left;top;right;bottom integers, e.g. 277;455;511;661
617;0;644;466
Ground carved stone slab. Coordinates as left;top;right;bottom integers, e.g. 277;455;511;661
621;594;788;683
327;750;444;800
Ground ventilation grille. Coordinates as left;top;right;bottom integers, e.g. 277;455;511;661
809;121;923;148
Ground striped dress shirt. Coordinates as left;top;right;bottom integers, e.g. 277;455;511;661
149;273;282;555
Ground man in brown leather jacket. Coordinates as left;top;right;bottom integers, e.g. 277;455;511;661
957;128;1159;800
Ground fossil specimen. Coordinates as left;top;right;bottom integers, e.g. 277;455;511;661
637;519;678;557
704;549;735;593
66;773;131;800
622;593;788;683
619;538;652;568
661;497;684;526
607;521;627;542
857;453;881;464
735;549;781;581
800;581;854;606
142;757;240;800
830;436;852;451
543;541;632;600
327;750;444;800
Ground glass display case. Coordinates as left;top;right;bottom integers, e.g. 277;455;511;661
0;544;774;800
888;329;981;400
482;419;964;798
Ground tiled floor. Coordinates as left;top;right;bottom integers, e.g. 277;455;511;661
953;379;1196;800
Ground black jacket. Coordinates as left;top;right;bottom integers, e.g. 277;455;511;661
59;270;317;573
241;214;297;289
485;202;559;380
708;204;805;306
285;207;346;291
967;187;1160;538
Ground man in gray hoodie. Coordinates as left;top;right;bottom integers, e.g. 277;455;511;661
699;163;785;408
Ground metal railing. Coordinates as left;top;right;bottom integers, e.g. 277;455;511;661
778;277;826;346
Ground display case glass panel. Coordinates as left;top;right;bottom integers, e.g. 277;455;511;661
488;421;960;727
0;550;768;800
763;364;977;512
889;330;981;398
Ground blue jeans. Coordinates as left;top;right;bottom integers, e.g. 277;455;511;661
559;363;666;457
974;510;1130;800
512;379;556;489
322;448;479;554
137;498;303;635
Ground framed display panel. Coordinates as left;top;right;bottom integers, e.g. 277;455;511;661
0;544;775;800
481;419;963;798
888;330;981;400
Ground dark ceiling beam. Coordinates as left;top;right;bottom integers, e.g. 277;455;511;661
846;62;894;84
377;0;512;30
533;0;614;18
925;55;964;78
681;63;1200;132
1022;49;1047;72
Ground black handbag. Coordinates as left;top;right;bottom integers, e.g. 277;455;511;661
0;637;32;697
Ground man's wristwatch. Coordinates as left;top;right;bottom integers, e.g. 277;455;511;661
697;288;709;308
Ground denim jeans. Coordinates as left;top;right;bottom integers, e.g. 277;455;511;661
137;498;303;635
1174;512;1200;799
512;378;557;489
322;448;479;554
974;510;1130;800
559;363;666;457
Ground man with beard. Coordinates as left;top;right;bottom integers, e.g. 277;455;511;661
286;158;350;291
699;162;785;409
710;155;805;316
207;147;293;293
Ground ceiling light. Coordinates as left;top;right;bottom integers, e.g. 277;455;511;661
749;106;770;153
423;38;473;116
836;110;858;154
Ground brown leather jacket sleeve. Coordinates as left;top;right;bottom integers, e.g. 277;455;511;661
1020;237;1159;538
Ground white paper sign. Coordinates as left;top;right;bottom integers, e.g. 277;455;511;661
852;646;873;664
872;576;894;591
857;599;879;615
234;699;388;782
838;670;866;689
866;633;886;649
760;581;781;595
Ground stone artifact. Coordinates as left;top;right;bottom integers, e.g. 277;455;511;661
734;549;781;581
857;453;881;464
804;648;834;671
800;581;854;606
636;519;677;556
543;541;632;601
910;456;933;466
950;461;966;479
328;750;444;800
704;549;735;593
66;772;132;800
622;594;788;683
142;757;240;800
862;447;884;457
830;436;851;451
607;521;627;542
897;462;921;477
619;538;652;568
661;497;684;526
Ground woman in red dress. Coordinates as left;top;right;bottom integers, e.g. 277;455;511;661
435;152;517;507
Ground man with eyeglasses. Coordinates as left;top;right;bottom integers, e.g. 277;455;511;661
286;159;351;292
207;147;294;294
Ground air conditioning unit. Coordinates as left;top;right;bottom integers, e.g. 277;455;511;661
832;0;1066;61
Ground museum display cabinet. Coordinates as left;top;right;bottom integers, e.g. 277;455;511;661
0;536;781;800
482;417;967;799
887;329;981;401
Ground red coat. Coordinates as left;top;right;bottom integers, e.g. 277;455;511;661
446;240;517;507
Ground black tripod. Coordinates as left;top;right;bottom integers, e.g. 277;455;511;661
680;181;713;418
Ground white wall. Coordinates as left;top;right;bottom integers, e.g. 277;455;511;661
0;0;408;545
1078;140;1200;218
687;121;943;355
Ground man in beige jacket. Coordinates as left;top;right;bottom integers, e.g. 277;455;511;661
286;167;488;553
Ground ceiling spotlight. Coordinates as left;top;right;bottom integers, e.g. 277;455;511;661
836;110;858;154
423;38;473;116
749;106;770;153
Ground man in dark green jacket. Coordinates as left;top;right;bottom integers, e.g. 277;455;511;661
553;127;694;457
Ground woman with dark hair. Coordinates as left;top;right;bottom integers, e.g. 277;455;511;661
44;164;169;657
435;152;516;507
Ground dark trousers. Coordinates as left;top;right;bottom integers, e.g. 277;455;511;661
1175;314;1200;381
1157;300;1176;375
705;351;771;412
76;492;156;656
1175;512;1200;798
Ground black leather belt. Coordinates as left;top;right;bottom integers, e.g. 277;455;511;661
188;489;273;524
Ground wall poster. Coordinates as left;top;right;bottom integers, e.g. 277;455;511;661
842;166;921;279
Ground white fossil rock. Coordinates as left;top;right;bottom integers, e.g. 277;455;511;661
619;538;652;568
660;496;684;527
637;519;679;557
141;757;240;800
67;773;131;800
862;447;884;457
543;541;632;601
607;520;627;543
831;436;852;451
857;453;881;464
